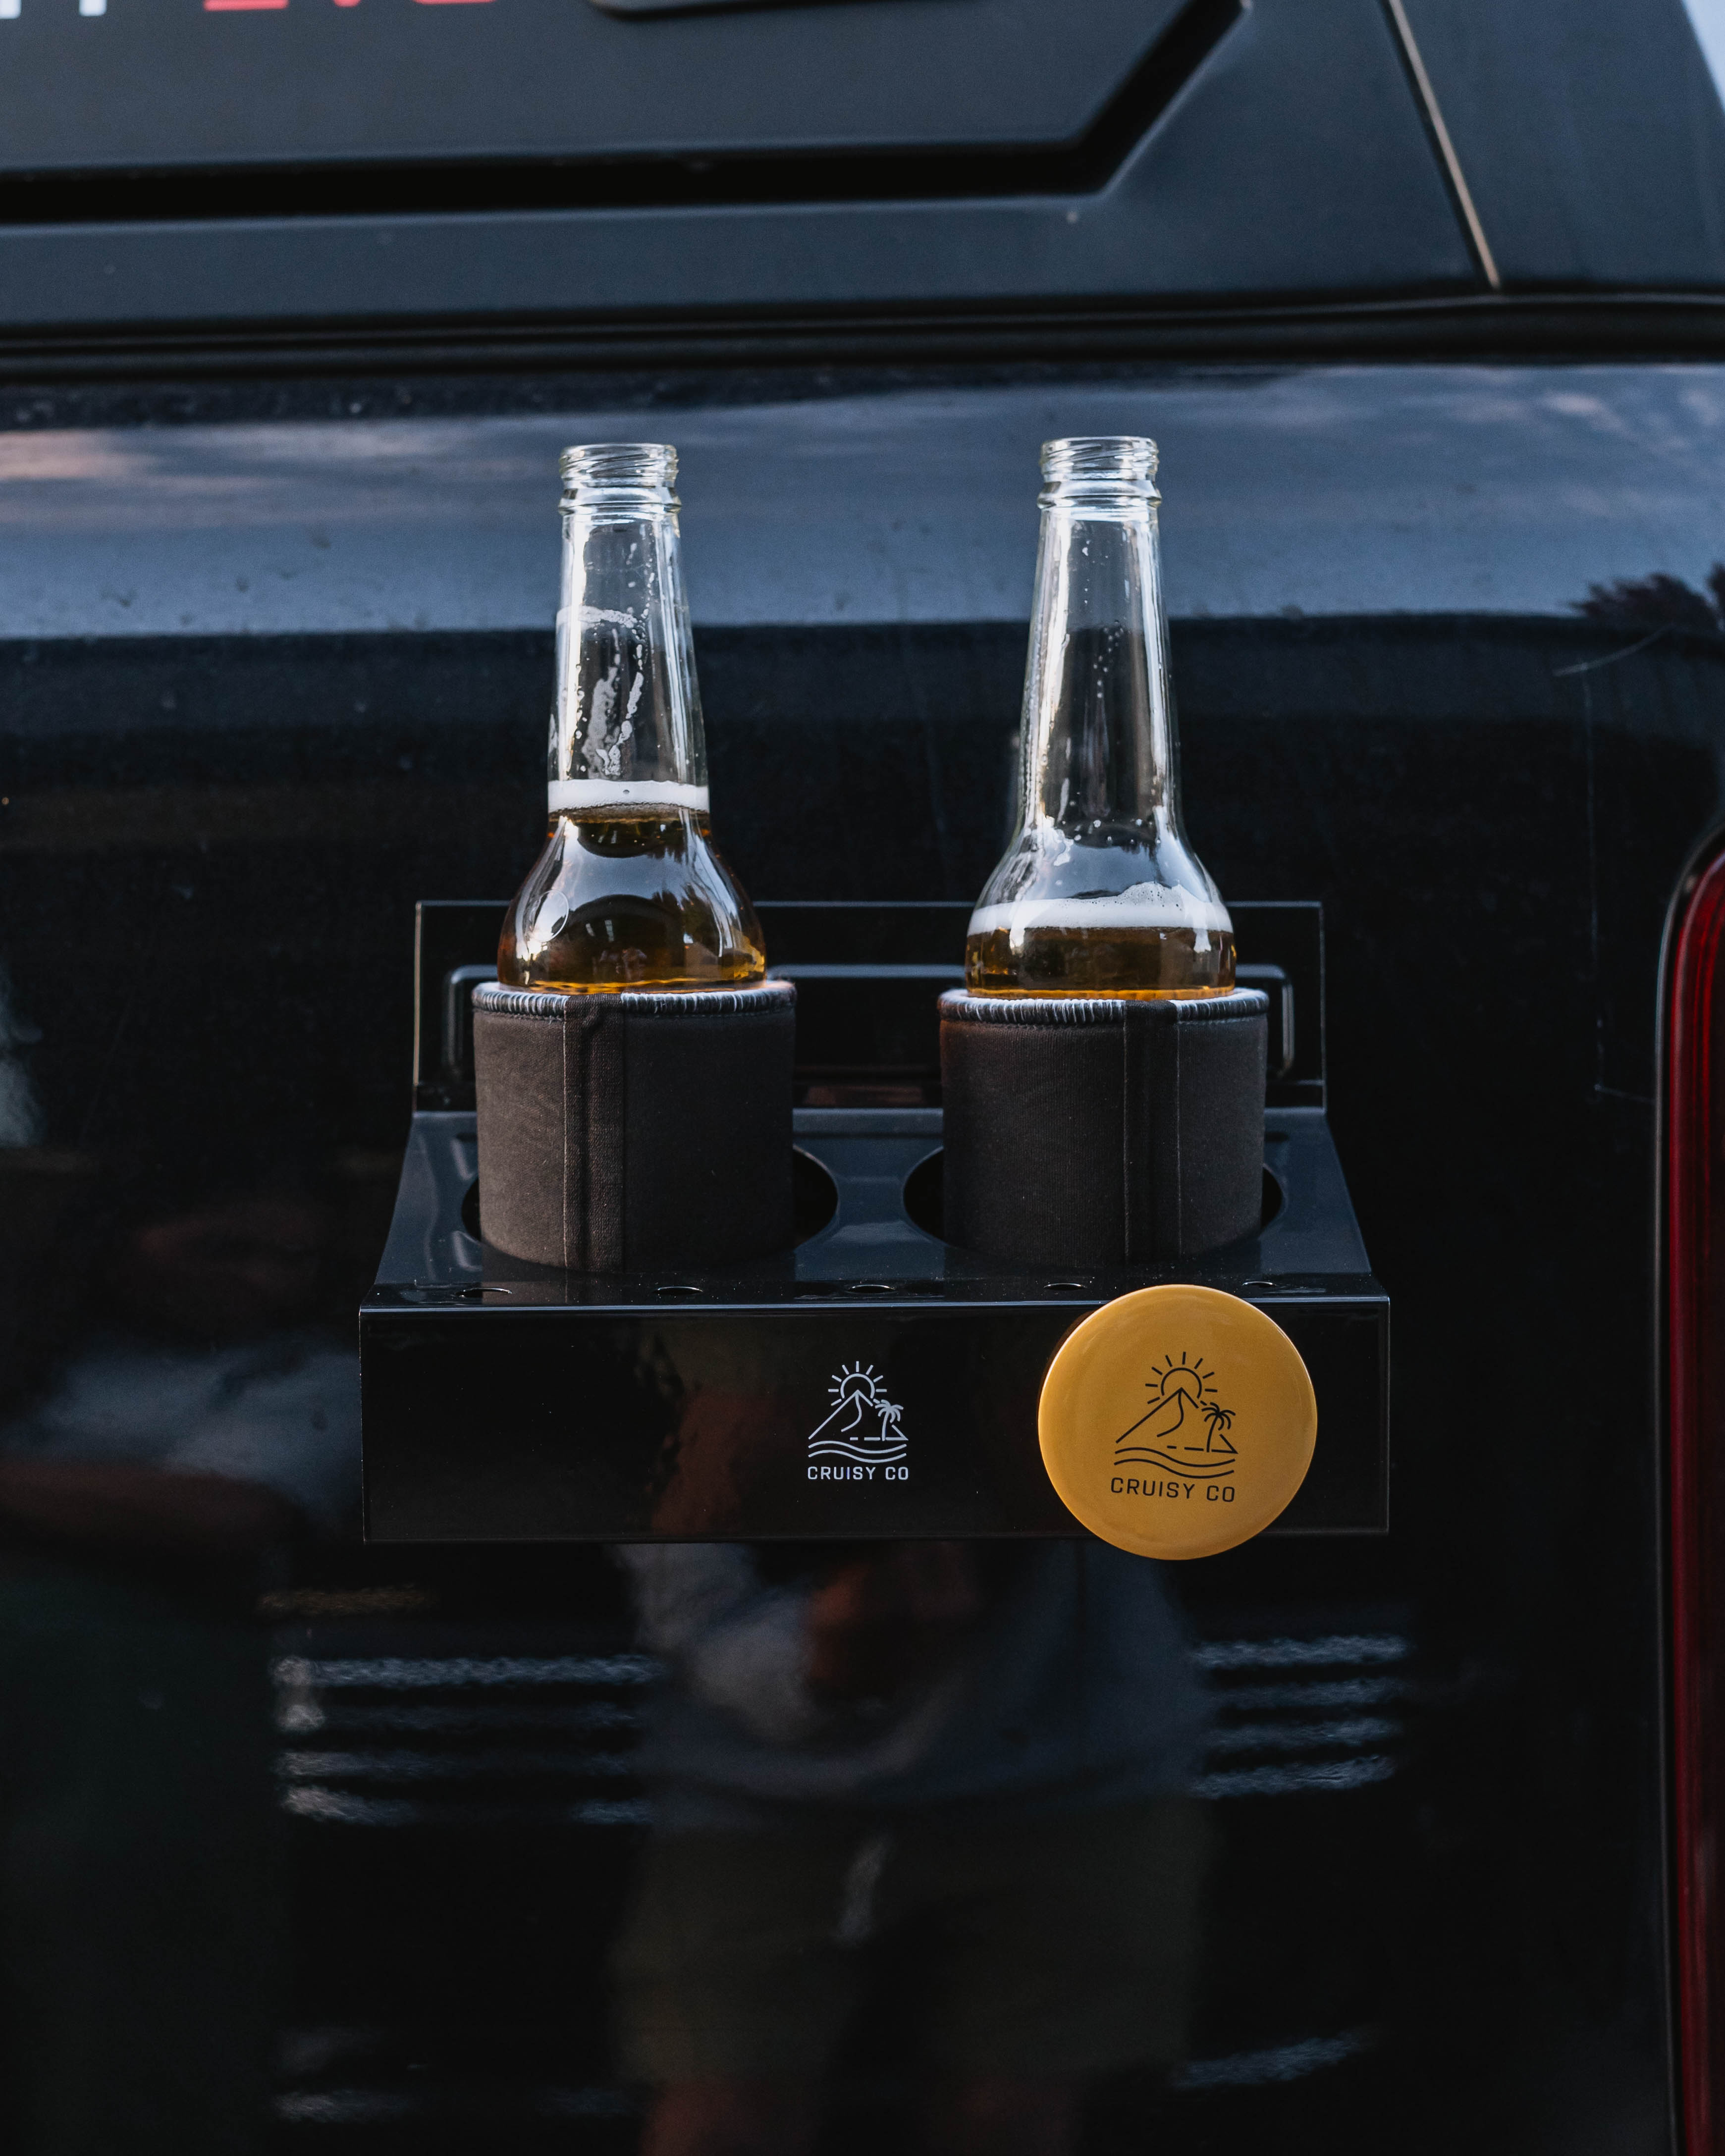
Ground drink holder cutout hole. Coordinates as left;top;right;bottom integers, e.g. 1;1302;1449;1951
902;1149;1285;1245
460;1145;840;1259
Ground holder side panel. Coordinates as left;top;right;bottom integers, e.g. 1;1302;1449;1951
361;1298;1386;1543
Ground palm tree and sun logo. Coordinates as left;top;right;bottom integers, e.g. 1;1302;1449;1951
1114;1353;1238;1480
806;1362;909;1467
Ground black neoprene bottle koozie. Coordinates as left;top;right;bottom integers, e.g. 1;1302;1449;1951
472;979;795;1270
939;987;1268;1268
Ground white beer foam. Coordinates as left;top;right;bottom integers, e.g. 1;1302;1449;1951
548;780;709;812
969;888;1233;937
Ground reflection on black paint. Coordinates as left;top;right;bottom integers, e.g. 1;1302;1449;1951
0;1157;364;2153
0;540;1717;2141
613;1538;1212;2155
1574;564;1725;639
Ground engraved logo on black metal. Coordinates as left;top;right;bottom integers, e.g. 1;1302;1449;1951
1114;1355;1237;1483
806;1364;910;1482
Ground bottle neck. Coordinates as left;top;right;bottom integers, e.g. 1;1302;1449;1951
1019;495;1180;840
551;496;708;814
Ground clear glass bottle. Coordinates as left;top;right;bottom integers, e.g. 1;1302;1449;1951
965;436;1235;998
498;442;765;994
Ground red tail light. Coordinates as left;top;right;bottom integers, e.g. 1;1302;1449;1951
1668;846;1725;2152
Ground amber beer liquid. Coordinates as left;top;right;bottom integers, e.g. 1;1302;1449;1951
499;800;764;993
963;917;1236;998
497;443;764;995
965;438;1235;999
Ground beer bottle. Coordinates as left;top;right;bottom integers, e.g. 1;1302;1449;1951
965;437;1235;997
498;443;765;993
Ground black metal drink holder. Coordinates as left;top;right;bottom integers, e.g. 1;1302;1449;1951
361;900;1388;1545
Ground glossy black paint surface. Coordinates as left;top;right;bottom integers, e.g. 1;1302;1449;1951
0;0;1719;357
0;0;1472;333
0;0;1194;175
1403;0;1725;290
0;357;1716;2152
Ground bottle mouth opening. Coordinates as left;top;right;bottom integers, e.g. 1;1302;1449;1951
1039;435;1160;505
560;441;679;508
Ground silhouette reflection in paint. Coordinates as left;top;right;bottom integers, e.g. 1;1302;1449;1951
612;1537;1213;2156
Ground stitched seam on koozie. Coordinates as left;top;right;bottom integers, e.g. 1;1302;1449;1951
474;981;793;1019
562;1003;574;1271
1171;1013;1183;1249
614;1010;627;1273
937;988;1267;1026
1122;1013;1136;1266
580;1009;604;1271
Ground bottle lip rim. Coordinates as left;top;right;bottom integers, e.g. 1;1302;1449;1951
559;441;680;505
1039;435;1160;501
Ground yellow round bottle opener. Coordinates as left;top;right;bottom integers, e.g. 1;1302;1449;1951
1038;1283;1317;1560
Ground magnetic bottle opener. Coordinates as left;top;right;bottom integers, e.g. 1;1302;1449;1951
1038;1283;1318;1560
